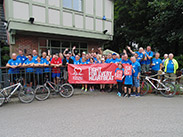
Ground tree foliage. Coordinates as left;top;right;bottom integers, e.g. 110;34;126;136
113;0;183;55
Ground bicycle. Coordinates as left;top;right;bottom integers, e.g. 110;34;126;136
0;78;35;106
34;77;74;101
140;72;176;97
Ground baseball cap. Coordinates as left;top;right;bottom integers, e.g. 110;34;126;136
112;53;117;55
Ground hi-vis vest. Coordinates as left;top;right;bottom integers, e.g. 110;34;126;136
164;59;179;74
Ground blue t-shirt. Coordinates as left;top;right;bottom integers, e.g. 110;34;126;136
136;52;146;64
115;68;123;83
34;61;44;74
121;59;132;65
105;58;112;63
151;58;162;71
41;57;47;63
33;55;38;62
74;60;80;65
44;60;51;72
166;60;174;73
123;68;134;85
93;57;97;62
109;58;120;63
132;61;141;77
145;51;154;65
24;59;34;72
7;59;21;74
80;61;88;65
17;55;27;64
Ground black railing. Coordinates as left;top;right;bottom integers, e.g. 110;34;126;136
0;66;67;89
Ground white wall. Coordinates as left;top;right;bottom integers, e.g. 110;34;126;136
48;0;60;7
32;5;46;23
85;0;94;15
75;14;84;29
63;11;73;27
48;9;60;25
85;17;94;30
96;0;103;17
105;0;112;19
32;0;45;4
13;1;29;20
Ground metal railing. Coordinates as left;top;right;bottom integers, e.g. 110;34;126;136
0;66;67;89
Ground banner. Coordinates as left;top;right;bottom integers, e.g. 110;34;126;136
68;63;118;84
123;64;133;76
115;70;123;80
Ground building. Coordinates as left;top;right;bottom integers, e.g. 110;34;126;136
2;0;114;55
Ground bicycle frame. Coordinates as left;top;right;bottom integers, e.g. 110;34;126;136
44;81;59;92
144;76;170;91
0;83;22;100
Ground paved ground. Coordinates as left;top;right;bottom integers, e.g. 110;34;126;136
0;89;183;137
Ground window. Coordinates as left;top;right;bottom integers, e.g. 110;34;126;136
63;0;82;12
39;39;87;55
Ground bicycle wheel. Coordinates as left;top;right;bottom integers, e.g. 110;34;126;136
18;87;35;103
160;81;176;97
0;92;5;106
35;85;50;101
140;80;149;96
59;83;74;98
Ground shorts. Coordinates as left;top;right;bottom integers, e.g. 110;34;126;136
124;84;132;88
133;77;140;88
52;73;60;78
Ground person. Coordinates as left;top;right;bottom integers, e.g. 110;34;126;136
115;63;124;97
100;58;106;92
73;55;80;65
131;56;141;97
164;53;179;83
16;49;27;64
6;53;22;84
44;56;51;80
79;51;86;62
105;53;112;63
62;54;74;65
86;54;90;64
41;52;47;63
123;64;135;97
59;52;64;61
51;54;62;84
34;56;44;85
89;58;95;91
145;46;154;72
109;53;120;63
121;54;132;65
32;50;38;62
23;54;34;88
96;55;101;64
151;53;162;75
80;57;88;92
162;54;168;65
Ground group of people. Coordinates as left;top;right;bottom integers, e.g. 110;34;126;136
6;45;179;97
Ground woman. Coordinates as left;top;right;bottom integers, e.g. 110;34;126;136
89;58;95;91
80;57;88;92
34;56;44;85
100;58;106;92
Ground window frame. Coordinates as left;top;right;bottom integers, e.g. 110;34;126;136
63;0;83;12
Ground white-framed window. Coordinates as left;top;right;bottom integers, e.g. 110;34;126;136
63;0;82;12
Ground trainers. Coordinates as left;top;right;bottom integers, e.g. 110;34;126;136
131;92;136;97
90;89;93;92
108;88;113;93
136;93;140;98
123;93;127;97
85;89;87;92
128;94;131;98
117;92;121;97
81;87;84;91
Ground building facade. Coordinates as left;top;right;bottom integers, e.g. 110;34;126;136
3;0;114;55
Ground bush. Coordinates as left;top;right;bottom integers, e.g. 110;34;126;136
174;55;183;70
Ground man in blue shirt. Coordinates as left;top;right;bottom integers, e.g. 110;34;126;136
41;52;47;63
145;46;154;72
32;50;38;62
131;56;141;97
73;55;80;65
23;54;34;87
16;49;27;64
151;52;162;75
109;53;120;63
121;54;132;65
105;53;112;63
6;53;22;84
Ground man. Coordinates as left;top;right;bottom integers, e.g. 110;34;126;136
16;49;27;64
62;54;74;65
151;52;162;75
105;53;112;63
32;50;38;62
51;54;62;84
73;55;80;65
145;46;154;72
162;54;168;65
23;54;34;88
109;53;120;63
131;56;141;97
79;51;86;63
164;53;179;83
121;54;132;65
41;52;47;63
6;53;22;84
